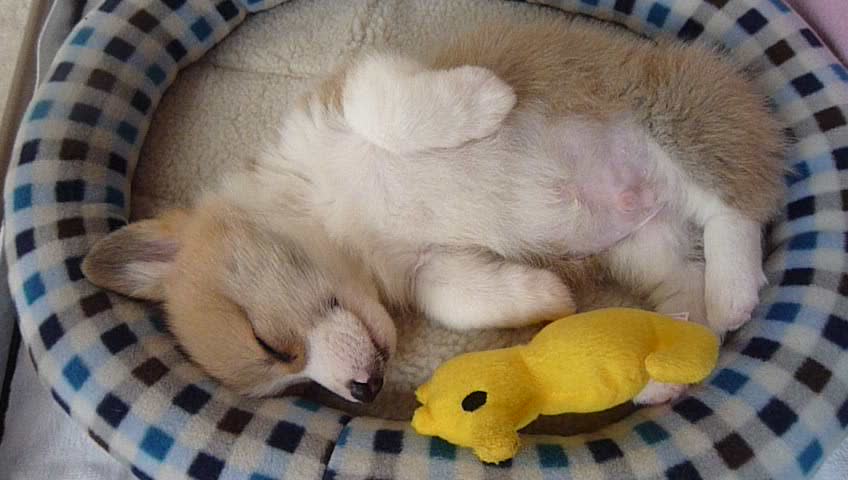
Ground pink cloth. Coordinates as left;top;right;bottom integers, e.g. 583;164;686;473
786;0;848;64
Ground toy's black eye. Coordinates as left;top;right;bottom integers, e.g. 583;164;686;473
462;391;487;412
256;335;295;363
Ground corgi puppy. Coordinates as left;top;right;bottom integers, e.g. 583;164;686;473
84;17;784;405
269;19;784;335
83;195;396;402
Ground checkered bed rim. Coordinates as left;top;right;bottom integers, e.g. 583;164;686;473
2;0;847;478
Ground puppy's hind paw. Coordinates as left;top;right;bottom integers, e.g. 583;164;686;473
633;381;686;406
706;267;765;334
523;268;577;323
703;213;767;334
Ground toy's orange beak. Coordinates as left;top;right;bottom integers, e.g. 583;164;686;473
411;406;436;436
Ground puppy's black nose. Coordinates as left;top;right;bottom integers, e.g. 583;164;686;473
348;376;383;403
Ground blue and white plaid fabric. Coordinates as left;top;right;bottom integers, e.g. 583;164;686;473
3;0;847;478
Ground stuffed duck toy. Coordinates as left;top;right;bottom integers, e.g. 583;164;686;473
411;308;719;463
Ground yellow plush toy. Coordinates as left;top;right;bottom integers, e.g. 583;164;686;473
411;308;719;463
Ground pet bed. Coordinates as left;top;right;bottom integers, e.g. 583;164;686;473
128;0;641;429
3;0;848;478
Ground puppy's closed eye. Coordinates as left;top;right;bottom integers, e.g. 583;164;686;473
256;335;296;363
327;296;341;311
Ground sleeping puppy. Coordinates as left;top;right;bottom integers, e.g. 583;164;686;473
83;199;396;401
84;18;784;405
274;19;784;334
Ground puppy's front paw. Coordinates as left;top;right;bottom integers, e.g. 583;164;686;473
478;267;575;329
706;263;765;333
523;268;577;323
633;381;686;406
447;66;517;143
343;56;515;154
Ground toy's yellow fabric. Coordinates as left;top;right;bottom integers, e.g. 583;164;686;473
411;308;719;463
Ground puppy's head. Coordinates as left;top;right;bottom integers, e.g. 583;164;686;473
82;199;395;402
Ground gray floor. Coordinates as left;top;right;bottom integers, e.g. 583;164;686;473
0;0;32;119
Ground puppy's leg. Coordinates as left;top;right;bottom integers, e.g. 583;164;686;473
414;251;575;330
606;216;707;326
342;54;516;154
633;381;686;406
703;212;766;332
607;217;707;404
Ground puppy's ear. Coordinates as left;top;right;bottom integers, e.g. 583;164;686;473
82;210;188;301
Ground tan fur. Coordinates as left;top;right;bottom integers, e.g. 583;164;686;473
84;201;309;395
429;21;785;221
84;185;399;400
164;202;310;391
313;20;783;221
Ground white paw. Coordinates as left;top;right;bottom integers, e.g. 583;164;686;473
521;268;577;323
633;381;686;406
343;57;515;154
416;257;575;331
483;268;576;329
447;66;517;143
702;213;766;334
705;263;765;333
